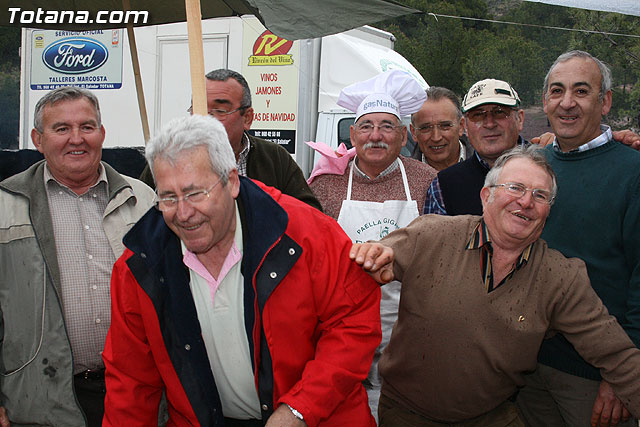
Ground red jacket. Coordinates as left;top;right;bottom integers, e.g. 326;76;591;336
103;177;381;426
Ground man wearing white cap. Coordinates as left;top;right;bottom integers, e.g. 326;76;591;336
424;78;526;216
309;70;437;419
423;78;639;217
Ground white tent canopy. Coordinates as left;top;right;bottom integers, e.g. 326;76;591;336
523;0;640;18
1;0;418;141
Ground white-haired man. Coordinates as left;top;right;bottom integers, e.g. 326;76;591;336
103;114;381;426
352;145;640;427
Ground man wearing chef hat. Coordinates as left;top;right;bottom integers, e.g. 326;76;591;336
309;69;437;419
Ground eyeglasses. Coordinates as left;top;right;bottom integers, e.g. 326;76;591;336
490;182;554;204
154;177;223;212
414;122;455;135
355;122;403;135
186;105;248;118
466;107;512;123
208;106;248;118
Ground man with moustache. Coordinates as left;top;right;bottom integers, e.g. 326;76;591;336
410;86;473;171
516;50;640;427
310;70;436;221
309;70;436;419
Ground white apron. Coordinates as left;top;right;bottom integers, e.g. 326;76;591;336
336;160;419;423
337;160;419;243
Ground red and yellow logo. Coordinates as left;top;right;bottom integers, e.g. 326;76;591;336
248;31;293;66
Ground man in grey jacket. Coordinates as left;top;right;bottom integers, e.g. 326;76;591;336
0;86;154;426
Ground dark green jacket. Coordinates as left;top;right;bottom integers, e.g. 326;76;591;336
245;134;321;211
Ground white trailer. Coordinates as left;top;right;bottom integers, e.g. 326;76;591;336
19;15;426;175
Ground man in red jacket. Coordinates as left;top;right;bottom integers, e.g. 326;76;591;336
102;114;381;426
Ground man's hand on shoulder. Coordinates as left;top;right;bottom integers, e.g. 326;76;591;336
531;129;640;151
531;132;555;147
265;404;306;427
590;380;630;427
350;242;395;284
612;129;640;151
0;406;10;427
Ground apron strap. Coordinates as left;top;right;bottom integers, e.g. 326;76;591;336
346;160;355;201
398;160;412;202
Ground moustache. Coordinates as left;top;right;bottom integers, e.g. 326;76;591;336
363;142;389;150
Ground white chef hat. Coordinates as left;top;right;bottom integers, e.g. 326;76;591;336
337;70;427;122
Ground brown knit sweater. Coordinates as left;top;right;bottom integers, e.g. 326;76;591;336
379;214;640;422
309;156;437;220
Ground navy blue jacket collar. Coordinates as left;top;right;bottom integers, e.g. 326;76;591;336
121;176;291;425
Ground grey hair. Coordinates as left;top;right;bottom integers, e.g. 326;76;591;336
484;144;558;203
543;50;612;101
145;115;236;184
205;69;252;109
34;86;102;132
412;87;462;123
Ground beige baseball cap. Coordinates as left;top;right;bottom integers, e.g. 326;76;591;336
461;79;521;112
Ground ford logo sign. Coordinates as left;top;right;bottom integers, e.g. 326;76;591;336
42;38;108;74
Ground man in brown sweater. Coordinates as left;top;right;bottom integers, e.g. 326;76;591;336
351;144;640;426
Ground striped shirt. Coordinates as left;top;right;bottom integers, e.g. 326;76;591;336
353;157;399;180
466;219;533;293
552;124;612;153
45;164;114;373
424;177;446;215
237;133;250;177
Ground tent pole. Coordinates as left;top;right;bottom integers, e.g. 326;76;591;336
185;0;207;116
123;0;151;144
